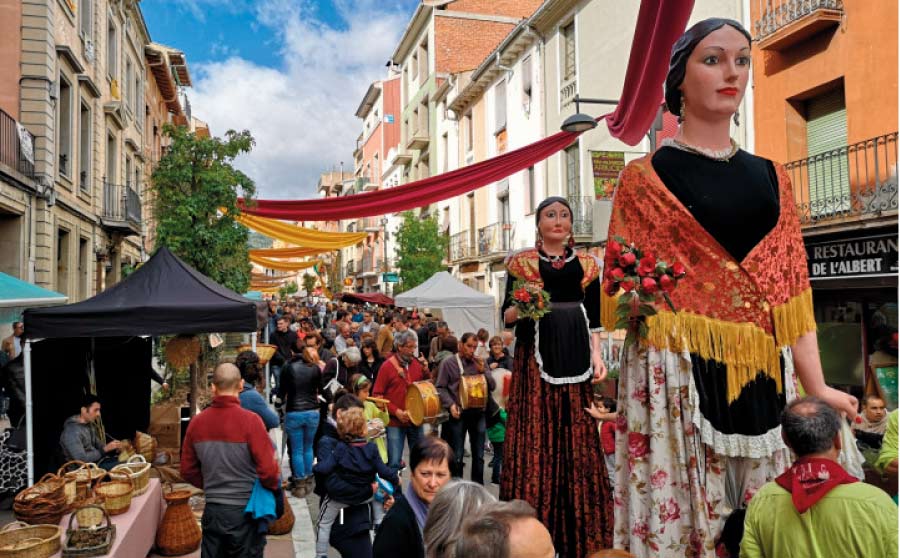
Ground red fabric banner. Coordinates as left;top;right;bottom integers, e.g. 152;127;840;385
237;0;694;222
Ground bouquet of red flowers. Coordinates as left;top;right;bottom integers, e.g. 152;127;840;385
603;235;687;348
511;279;551;321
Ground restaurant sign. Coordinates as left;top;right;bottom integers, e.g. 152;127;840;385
806;233;898;279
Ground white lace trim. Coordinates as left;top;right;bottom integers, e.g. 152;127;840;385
689;347;797;459
535;303;594;385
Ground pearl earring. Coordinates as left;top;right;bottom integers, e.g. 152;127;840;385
678;97;686;124
733;110;740;127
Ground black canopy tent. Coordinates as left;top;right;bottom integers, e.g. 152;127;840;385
21;247;264;483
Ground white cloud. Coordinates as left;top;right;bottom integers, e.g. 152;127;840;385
187;0;413;199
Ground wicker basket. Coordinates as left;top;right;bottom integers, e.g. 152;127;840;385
236;343;278;366
165;336;201;368
59;463;104;501
73;496;106;531
267;493;294;535
93;474;133;516
62;506;115;558
13;474;68;525
0;521;61;558
110;456;151;496
155;484;201;556
133;432;157;463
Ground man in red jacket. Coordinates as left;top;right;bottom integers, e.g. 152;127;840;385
373;330;428;470
181;363;279;558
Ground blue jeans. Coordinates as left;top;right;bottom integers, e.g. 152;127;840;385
285;410;319;479
386;425;423;470
270;364;283;396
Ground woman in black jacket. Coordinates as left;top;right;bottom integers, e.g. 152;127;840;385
279;347;325;494
358;339;385;383
373;437;454;558
486;336;513;371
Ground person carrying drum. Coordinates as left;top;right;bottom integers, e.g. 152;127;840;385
435;332;496;484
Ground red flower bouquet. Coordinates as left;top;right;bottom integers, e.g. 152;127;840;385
603;236;687;348
511;279;551;320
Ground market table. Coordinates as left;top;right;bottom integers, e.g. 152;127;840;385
51;478;164;557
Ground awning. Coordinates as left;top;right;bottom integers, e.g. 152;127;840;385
341;292;395;306
0;273;67;323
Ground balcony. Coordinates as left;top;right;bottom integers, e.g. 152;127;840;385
788;132;898;228
376;257;393;272
449;230;476;262
407;127;429;151
345;260;356;277
567;195;594;238
477;222;513;257
101;181;142;236
0;108;35;178
754;0;843;51
560;77;577;108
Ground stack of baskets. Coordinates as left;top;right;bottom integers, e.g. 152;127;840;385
110;455;151;497
57;461;105;512
13;473;68;525
0;522;61;558
93;474;134;516
133;432;157;463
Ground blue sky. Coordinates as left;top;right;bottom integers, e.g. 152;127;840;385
140;0;418;199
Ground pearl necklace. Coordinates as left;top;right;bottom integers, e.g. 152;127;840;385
662;137;740;162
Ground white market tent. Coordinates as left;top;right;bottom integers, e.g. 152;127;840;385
394;272;496;335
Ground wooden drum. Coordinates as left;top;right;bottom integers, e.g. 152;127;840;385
405;382;442;426
459;374;488;410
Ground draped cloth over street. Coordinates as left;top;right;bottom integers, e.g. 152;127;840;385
603;154;815;557
500;249;613;558
234;212;368;248
234;0;696;222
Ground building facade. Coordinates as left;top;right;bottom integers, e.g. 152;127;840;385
750;0;898;389
0;0;193;305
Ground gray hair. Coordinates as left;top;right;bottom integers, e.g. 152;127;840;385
453;500;537;558
341;346;362;365
781;396;842;457
424;480;496;558
394;330;418;349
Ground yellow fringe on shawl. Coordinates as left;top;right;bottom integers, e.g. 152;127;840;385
773;288;817;347
601;292;619;332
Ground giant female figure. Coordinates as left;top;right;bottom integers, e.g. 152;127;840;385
603;19;858;557
501;197;613;558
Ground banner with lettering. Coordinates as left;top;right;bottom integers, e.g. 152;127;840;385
806;233;898;280
591;151;625;200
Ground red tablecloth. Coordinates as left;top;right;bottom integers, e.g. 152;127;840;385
52;478;164;557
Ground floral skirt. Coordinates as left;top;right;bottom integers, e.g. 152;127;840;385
613;346;793;558
500;342;613;558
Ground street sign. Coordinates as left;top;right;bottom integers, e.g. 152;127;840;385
385;114;394;123
382;272;399;283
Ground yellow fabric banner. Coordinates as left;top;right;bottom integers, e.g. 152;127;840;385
235;213;367;249
249;246;332;259
249;254;320;272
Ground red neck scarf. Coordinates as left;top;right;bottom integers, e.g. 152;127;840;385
775;457;857;514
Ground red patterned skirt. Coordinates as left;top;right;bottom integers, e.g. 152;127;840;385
500;341;613;558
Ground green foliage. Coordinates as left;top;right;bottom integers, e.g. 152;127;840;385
279;281;299;299
247;231;273;250
302;274;317;295
394;211;448;292
151;124;256;293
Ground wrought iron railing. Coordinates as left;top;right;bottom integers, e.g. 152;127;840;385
478;222;513;256
449;230;475;261
787;132;898;226
102;180;142;225
566;195;594;236
0;108;35;177
754;0;843;41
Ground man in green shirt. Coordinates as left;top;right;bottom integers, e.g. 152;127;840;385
875;408;899;503
742;397;898;558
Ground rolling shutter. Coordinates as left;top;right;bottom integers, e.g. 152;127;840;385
806;89;850;216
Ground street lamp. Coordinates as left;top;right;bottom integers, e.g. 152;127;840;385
560;95;619;133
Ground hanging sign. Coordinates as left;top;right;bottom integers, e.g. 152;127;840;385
591;151;624;200
806;233;898;279
382;272;399;283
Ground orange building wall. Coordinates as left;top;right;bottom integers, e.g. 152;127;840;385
0;0;22;117
382;77;401;152
434;17;515;74
449;0;542;19
751;0;898;164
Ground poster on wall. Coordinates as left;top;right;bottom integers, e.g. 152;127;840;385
591;151;625;200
